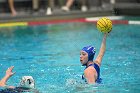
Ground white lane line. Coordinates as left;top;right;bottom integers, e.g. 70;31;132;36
129;21;140;25
86;16;124;21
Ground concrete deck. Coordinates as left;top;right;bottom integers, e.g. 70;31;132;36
0;2;140;23
0;5;114;23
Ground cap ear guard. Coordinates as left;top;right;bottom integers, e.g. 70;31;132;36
20;76;35;89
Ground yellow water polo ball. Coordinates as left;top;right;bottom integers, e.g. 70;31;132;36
97;17;112;33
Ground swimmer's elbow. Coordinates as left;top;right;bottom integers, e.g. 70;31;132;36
95;55;103;65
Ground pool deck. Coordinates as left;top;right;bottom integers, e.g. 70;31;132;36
0;3;140;26
0;6;114;23
0;2;140;24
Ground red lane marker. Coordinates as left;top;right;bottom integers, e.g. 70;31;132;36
112;20;128;24
28;18;86;26
28;18;129;26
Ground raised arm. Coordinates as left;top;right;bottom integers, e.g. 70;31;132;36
95;33;107;66
0;66;15;88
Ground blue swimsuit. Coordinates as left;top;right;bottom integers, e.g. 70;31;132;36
82;63;102;83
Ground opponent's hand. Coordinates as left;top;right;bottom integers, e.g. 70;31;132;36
6;66;15;77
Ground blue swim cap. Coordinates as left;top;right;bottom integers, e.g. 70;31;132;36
82;45;96;62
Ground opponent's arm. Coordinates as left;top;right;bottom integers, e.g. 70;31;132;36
0;66;15;88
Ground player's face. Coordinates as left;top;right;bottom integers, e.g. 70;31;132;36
80;51;88;65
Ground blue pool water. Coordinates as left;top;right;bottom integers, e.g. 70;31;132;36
0;22;140;93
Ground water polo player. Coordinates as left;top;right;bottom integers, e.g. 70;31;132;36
80;33;108;84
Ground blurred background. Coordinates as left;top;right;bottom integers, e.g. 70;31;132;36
0;0;140;22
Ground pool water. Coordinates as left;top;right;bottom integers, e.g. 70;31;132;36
0;22;140;93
